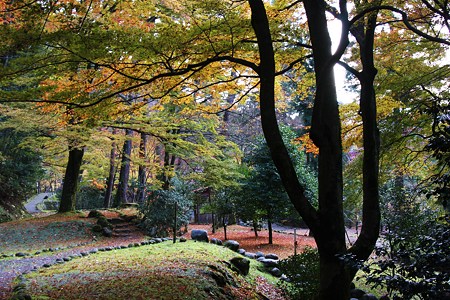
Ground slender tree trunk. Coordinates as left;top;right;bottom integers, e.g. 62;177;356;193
173;202;177;244
223;216;228;240
137;133;149;204
103;130;117;208
114;129;133;207
268;218;273;245
349;4;381;267
59;146;84;213
252;219;259;237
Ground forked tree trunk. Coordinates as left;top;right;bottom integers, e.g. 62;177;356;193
59;146;84;213
249;0;349;298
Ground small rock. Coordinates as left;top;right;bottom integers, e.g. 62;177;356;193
34;251;41;255
80;252;89;256
210;238;223;245
350;289;366;299
238;249;246;255
362;294;378;300
179;237;187;242
87;210;103;218
102;227;113;237
244;252;256;259
265;253;278;260
15;252;27;257
255;251;264;258
63;257;72;262
89;248;98;254
191;229;209;242
223;240;240;252
260;258;278;267
269;267;282;277
230;257;250;275
43;263;52;268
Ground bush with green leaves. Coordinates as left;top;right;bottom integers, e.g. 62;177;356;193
75;184;105;210
277;246;320;300
140;177;192;237
0;127;44;221
362;215;450;300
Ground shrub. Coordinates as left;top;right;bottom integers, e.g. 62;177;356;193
140;177;192;237
75;185;104;210
362;215;450;299
277;246;320;300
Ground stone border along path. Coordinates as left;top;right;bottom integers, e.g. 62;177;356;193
7;237;285;300
6;237;173;300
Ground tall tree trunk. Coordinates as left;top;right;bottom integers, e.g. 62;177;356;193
137;133;149;204
303;1;349;298
113;129;133;207
348;3;381;267
249;0;349;298
59;146;84;213
103;130;117;208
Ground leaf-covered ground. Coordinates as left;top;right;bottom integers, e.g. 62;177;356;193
24;241;285;300
1;212;301;299
184;224;317;259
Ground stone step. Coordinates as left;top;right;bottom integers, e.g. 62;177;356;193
114;228;133;234
108;218;126;225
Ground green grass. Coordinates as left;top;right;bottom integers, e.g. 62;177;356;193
24;241;279;300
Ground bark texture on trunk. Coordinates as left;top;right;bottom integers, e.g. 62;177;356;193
349;4;381;265
114;129;133;207
59;146;84;213
103;133;117;208
249;0;350;298
137;133;149;204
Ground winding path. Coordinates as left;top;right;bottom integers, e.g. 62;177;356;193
24;193;53;214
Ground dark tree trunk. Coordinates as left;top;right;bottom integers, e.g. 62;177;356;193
268;218;273;245
252;220;259;237
348;3;381;267
223;216;228;240
137;133;149;204
113;129;133;207
302;2;349;298
249;0;349;298
173;202;177;244
103;131;117;208
59;146;84;213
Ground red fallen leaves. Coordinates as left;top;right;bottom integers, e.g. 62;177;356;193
184;224;316;259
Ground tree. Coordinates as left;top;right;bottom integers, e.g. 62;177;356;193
113;129;133;207
239;127;317;244
0;115;44;220
1;0;448;297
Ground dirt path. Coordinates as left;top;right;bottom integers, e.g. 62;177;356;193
24;193;53;214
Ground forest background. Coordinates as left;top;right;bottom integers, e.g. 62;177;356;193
0;0;449;299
